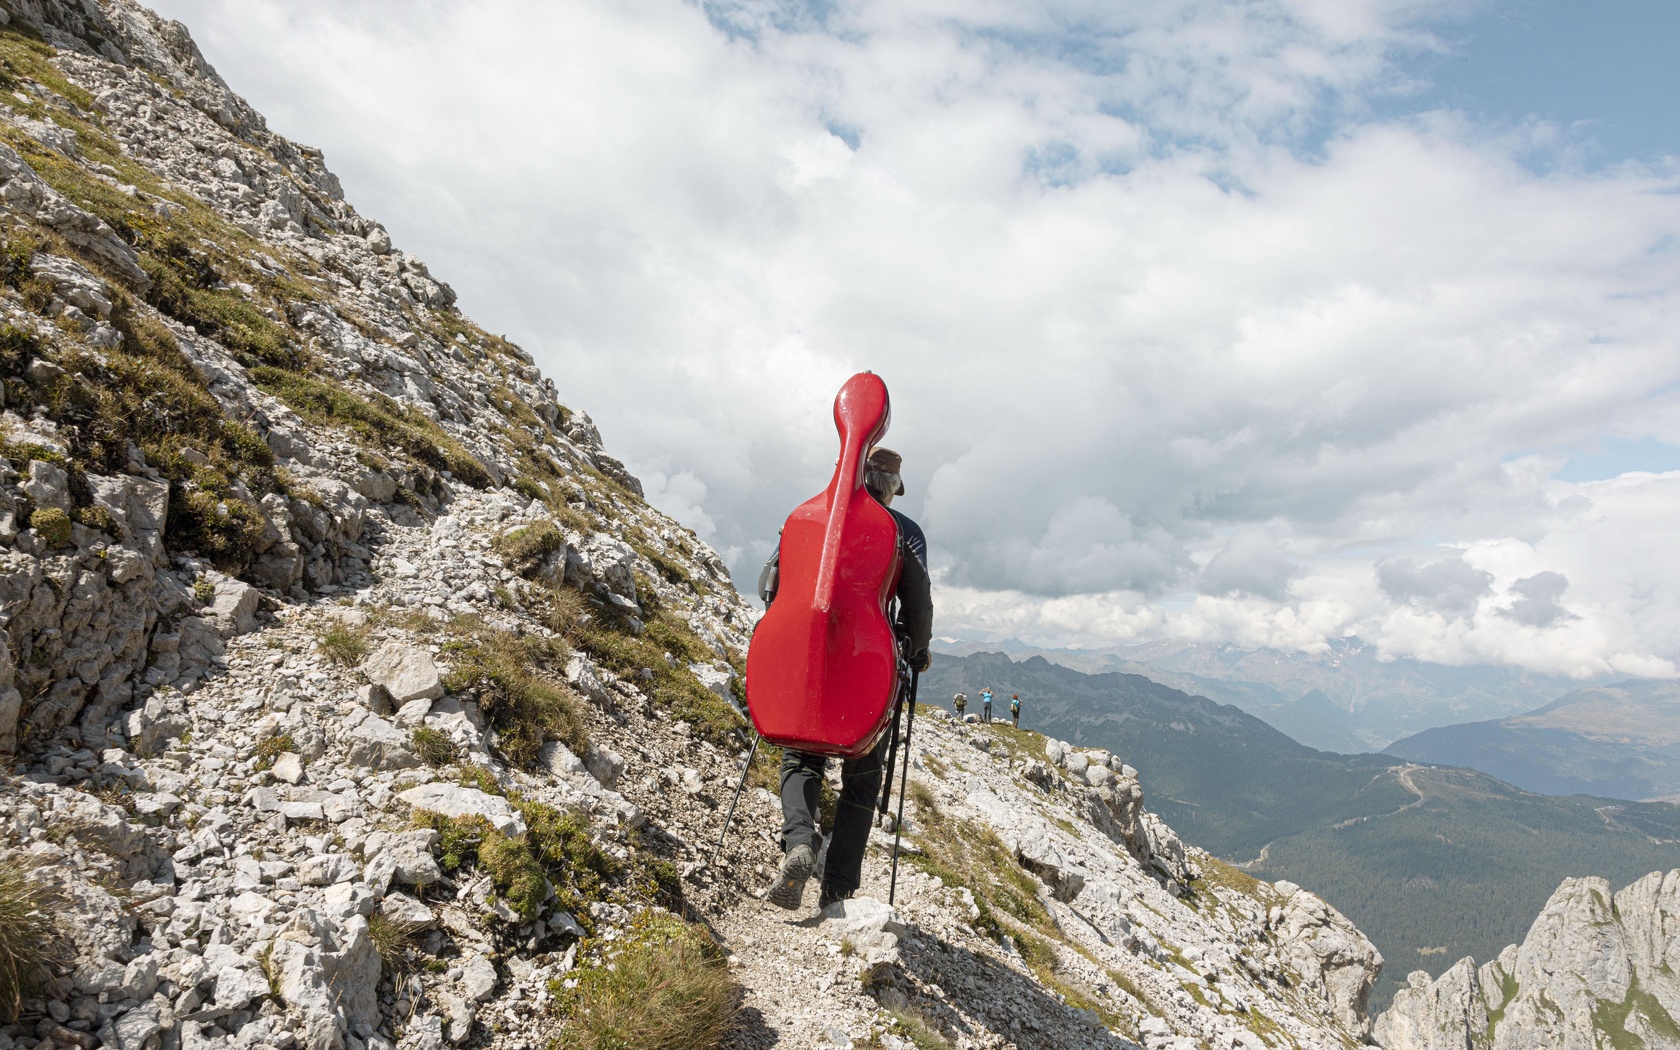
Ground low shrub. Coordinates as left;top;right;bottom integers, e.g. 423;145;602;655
71;503;118;535
0;857;65;1022
551;912;734;1050
28;506;69;547
479;830;547;919
253;734;295;771
414;801;619;923
518;798;620;919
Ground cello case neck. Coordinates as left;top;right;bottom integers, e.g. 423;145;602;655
812;373;891;614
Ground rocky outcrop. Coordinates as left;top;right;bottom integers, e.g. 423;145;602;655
1374;870;1680;1050
1270;880;1384;1038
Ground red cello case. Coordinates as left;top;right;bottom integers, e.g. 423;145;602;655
745;373;905;758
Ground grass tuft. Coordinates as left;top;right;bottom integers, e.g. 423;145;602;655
368;911;420;975
249;366;490;488
441;617;586;768
551;912;734;1050
886;1006;953;1050
0;858;65;1023
411;726;458;767
575;610;746;747
492;521;565;579
316;620;370;666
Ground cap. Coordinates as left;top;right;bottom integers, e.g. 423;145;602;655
867;447;906;495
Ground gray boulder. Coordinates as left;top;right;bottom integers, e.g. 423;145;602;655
344;712;419;770
362;642;445;704
203;575;260;637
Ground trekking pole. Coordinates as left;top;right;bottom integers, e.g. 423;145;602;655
876;675;906;824
709;731;760;869
888;669;919;906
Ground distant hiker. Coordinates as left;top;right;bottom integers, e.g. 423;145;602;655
981;687;993;723
761;446;932;911
954;692;966;719
1010;693;1021;728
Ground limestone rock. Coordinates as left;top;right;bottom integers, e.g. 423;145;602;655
345;712;420;770
584;744;624;790
271;750;304;784
382;891;437;930
1012;824;1085;903
362;642;445;704
539;740;589;778
461;955;497;1003
397;783;526;836
1272;882;1383;1038
203;575;260;637
269;915;381;1050
213;957;271;1011
364;829;443;892
820;896;906;965
1374;870;1680;1050
298;854;359;886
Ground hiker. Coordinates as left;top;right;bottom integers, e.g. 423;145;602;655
981;686;993;723
1010;693;1021;728
954;692;966;719
761;447;932;911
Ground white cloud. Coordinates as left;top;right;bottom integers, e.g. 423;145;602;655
146;0;1680;677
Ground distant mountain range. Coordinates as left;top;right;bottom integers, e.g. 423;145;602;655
1384;680;1680;802
921;650;1680;1011
934;637;1602;752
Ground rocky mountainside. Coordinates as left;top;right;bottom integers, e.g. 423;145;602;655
1385;680;1680;802
0;4;1393;1050
1374;870;1680;1049
925;651;1680;1014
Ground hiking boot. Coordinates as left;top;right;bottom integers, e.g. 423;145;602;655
765;844;815;909
817;885;851;912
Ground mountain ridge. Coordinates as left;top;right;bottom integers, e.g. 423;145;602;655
1384;679;1680;802
933;637;1605;753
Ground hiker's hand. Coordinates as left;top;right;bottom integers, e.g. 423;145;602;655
910;649;930;673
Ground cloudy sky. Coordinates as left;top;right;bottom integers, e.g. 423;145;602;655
146;0;1680;678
